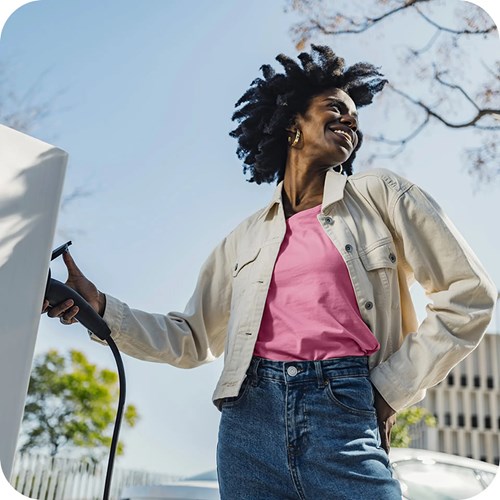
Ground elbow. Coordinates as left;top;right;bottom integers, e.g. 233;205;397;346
478;275;498;317
467;275;498;340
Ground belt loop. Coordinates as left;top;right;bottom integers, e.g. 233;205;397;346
250;356;261;386
314;361;325;388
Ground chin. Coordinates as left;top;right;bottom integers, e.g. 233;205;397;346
327;154;351;167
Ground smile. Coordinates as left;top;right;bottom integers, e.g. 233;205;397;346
330;128;353;144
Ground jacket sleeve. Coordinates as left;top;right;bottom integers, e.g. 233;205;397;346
90;235;235;368
369;182;497;411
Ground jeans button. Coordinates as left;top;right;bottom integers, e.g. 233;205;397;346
287;366;298;376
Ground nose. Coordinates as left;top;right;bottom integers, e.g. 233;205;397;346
340;113;358;132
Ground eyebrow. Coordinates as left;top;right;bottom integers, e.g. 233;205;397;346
323;97;358;118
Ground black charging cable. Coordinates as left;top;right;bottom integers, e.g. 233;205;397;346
45;241;125;500
103;337;126;500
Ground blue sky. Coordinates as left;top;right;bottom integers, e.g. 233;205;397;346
1;0;499;478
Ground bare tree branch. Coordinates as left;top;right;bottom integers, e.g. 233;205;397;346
61;187;94;211
390;84;500;129
366;114;431;146
433;69;480;111
286;0;500;183
410;29;441;57
414;5;497;35
292;0;431;37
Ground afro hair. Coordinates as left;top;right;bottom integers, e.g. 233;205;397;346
230;45;387;184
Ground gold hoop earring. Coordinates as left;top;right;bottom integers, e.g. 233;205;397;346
288;129;301;147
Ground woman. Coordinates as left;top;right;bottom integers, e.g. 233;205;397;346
43;46;496;499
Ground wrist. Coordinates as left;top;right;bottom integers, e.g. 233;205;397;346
97;291;106;317
373;386;396;420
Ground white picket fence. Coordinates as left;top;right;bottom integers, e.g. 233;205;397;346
10;453;178;500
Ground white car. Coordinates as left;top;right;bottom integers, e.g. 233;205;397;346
120;449;498;500
390;448;498;500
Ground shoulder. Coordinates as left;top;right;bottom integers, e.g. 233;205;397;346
344;168;418;227
224;206;268;246
347;168;414;196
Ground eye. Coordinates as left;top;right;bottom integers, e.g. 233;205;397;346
329;104;341;113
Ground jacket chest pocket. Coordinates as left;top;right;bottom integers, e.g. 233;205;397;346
359;241;397;294
229;246;262;324
232;246;261;295
232;247;261;278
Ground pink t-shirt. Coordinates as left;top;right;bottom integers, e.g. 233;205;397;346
253;204;380;361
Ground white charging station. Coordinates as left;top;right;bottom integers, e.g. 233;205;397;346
0;124;67;481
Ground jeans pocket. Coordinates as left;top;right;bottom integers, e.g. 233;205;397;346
325;375;377;416
220;377;252;410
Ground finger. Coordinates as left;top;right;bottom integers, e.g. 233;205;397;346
63;251;84;277
379;421;389;454
41;299;50;313
384;426;392;455
62;306;79;322
47;299;74;318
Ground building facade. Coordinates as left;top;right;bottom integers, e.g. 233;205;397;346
410;332;500;465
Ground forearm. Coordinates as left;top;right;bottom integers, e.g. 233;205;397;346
371;184;497;411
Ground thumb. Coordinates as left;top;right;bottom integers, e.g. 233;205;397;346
62;250;84;278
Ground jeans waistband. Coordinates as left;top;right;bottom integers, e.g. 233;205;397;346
247;356;370;387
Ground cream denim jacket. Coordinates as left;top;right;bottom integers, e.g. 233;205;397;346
98;168;496;412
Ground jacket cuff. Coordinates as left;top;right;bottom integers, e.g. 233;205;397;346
88;293;124;345
370;361;426;412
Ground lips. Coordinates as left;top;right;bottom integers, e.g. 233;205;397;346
328;125;355;147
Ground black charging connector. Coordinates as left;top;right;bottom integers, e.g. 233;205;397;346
44;242;125;500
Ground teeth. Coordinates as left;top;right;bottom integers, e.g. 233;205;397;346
332;129;352;142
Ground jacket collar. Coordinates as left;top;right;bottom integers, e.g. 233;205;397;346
259;168;347;220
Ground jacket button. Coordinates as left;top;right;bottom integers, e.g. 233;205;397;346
324;216;334;225
345;244;353;252
389;253;396;263
365;301;374;310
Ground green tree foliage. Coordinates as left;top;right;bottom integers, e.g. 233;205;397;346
392;406;437;448
19;349;139;462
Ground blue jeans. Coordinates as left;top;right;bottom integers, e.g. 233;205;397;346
217;356;402;499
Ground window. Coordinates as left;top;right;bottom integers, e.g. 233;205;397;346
474;376;480;388
485;416;492;429
460;375;467;387
458;414;465;427
447;374;455;386
487;376;494;389
445;413;452;426
471;415;478;428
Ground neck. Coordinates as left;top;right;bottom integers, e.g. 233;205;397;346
282;156;331;215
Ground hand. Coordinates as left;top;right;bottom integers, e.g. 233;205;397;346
372;385;397;455
42;251;106;324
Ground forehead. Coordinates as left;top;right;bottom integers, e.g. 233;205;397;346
311;88;357;115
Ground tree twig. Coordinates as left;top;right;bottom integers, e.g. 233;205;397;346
414;5;497;35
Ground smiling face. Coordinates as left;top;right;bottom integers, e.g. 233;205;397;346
291;88;359;168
